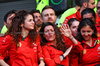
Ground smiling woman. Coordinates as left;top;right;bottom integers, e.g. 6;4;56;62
70;18;100;66
0;10;45;66
77;18;97;42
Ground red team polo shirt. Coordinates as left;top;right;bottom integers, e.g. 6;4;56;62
0;35;42;66
70;37;100;66
42;36;83;66
42;42;69;66
63;9;82;25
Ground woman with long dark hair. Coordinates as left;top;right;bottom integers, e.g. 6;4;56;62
70;18;100;66
39;22;82;66
0;10;45;66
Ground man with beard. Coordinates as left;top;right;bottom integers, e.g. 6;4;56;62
1;10;16;35
30;10;42;32
63;0;96;25
41;6;57;24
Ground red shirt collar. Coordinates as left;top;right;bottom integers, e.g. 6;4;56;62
82;38;96;48
46;43;57;48
19;35;29;41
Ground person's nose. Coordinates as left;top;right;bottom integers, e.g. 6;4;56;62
48;15;51;18
84;32;88;36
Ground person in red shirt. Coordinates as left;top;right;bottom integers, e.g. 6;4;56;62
67;18;82;66
81;8;100;37
39;22;83;66
70;18;100;66
63;0;96;25
0;10;45;66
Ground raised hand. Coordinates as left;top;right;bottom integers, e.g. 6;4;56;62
60;24;72;38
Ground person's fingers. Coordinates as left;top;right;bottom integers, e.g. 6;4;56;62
66;24;70;29
60;28;63;33
60;26;65;32
62;24;67;30
60;27;64;34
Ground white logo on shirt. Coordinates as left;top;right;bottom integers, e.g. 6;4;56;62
33;42;37;52
3;36;8;42
97;46;100;51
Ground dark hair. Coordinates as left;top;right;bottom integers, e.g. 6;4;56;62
68;18;80;27
79;0;90;7
77;18;97;42
75;0;81;6
81;8;96;21
41;6;56;16
6;10;38;48
30;9;40;15
39;22;67;52
4;10;16;22
30;9;41;21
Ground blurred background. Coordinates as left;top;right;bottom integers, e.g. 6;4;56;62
0;0;75;28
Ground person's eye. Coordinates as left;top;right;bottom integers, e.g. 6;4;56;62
44;14;48;17
34;16;38;18
51;14;54;16
82;31;85;33
92;3;95;5
72;26;76;29
51;30;54;32
44;30;48;33
87;31;91;33
29;19;33;22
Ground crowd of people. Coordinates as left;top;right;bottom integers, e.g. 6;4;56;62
0;0;100;66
